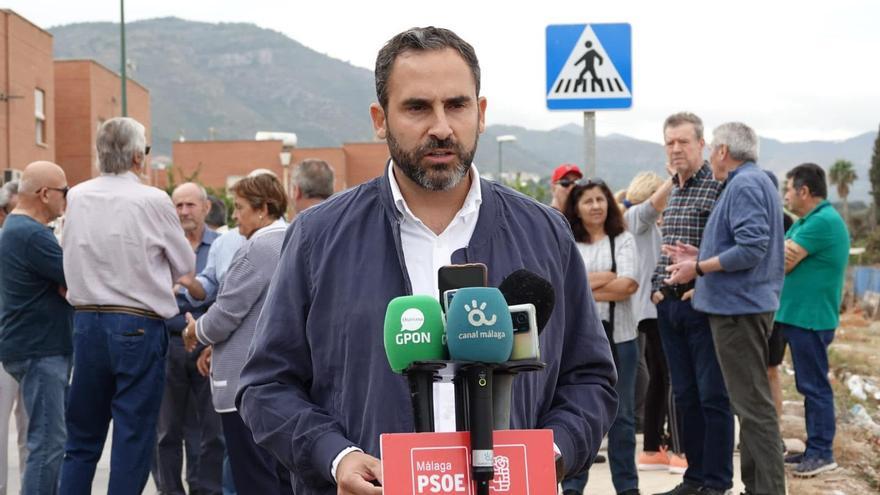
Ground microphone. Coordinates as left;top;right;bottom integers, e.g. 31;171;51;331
446;287;514;492
383;295;447;433
495;270;557;430
499;269;556;360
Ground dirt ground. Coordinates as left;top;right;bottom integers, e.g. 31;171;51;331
779;310;880;494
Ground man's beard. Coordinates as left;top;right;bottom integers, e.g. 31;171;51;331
388;130;477;192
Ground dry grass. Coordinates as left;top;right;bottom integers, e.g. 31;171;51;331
779;315;880;493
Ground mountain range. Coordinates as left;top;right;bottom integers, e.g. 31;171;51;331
50;18;878;200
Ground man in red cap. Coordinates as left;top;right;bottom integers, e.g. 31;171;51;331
550;163;583;211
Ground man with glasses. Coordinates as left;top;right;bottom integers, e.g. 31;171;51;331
650;112;733;495
550;163;582;211
0;162;72;494
60;117;195;494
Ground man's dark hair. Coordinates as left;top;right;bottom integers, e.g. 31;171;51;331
564;182;626;243
206;195;227;229
786;162;827;199
374;27;481;110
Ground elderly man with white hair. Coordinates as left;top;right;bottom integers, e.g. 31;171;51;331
59;117;195;494
665;122;787;495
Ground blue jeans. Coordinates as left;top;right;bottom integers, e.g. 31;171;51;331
3;355;71;495
60;311;168;495
657;299;734;491
562;339;639;494
781;324;836;461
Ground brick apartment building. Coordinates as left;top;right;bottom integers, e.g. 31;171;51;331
1;9;150;186
0;9;55;175
169;140;390;192
3;9;387;193
54;59;150;185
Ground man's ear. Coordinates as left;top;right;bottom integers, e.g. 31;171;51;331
477;96;487;134
370;103;387;140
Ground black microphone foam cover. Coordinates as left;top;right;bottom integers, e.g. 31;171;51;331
498;269;556;334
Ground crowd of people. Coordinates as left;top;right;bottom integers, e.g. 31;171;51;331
551;113;849;495
0;25;850;495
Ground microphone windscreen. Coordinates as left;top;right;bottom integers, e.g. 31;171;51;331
446;287;513;363
498;269;556;334
383;295;447;373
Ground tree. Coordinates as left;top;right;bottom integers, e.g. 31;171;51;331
829;159;857;226
870;124;880;224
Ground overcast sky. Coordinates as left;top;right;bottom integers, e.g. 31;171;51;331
8;0;880;143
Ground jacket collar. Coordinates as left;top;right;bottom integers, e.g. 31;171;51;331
377;159;501;251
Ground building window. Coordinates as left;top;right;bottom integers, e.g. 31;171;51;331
35;89;46;145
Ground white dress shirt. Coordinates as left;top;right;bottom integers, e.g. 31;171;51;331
62;172;195;319
330;162;482;482
389;161;483;433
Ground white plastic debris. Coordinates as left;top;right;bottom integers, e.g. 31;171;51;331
847;375;868;400
849;404;880;434
862;378;880;401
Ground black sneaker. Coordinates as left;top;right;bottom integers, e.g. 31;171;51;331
562;490;581;495
594;453;607;463
652;482;702;495
793;457;838;478
783;452;804;465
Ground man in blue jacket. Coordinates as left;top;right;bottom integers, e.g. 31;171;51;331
665;122;786;495
237;26;618;495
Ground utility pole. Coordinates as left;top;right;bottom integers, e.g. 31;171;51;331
120;0;128;116
583;111;596;178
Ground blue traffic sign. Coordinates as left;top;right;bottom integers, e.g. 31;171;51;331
546;23;632;111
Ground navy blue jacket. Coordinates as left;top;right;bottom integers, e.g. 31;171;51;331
236;169;618;493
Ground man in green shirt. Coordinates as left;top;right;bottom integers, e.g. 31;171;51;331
776;163;849;478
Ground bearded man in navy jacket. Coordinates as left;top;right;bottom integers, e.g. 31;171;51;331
237;26;618;495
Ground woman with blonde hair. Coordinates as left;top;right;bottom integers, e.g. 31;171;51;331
621;170;688;475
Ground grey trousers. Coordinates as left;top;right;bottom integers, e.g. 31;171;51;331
709;313;786;495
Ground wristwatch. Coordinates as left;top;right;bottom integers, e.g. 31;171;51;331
695;260;705;277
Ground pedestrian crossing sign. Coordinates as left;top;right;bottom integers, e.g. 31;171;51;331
546;23;632;110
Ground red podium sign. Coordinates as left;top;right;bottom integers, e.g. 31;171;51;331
380;430;556;494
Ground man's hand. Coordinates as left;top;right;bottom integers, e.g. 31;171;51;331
183;312;199;352
681;288;695;301
336;452;383;495
665;260;697;286
662;241;698;264
177;272;196;289
651;291;665;305
555;455;565;484
197;346;212;377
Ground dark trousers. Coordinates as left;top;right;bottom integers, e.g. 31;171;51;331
657;299;734;491
781;324;836;461
220;412;293;495
639;318;682;453
562;340;640;494
709;313;786;495
60;312;168;495
155;336;224;494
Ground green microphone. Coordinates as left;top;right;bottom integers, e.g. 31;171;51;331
383;295;447;432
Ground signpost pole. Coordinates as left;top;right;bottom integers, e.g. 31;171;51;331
583;111;596;178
